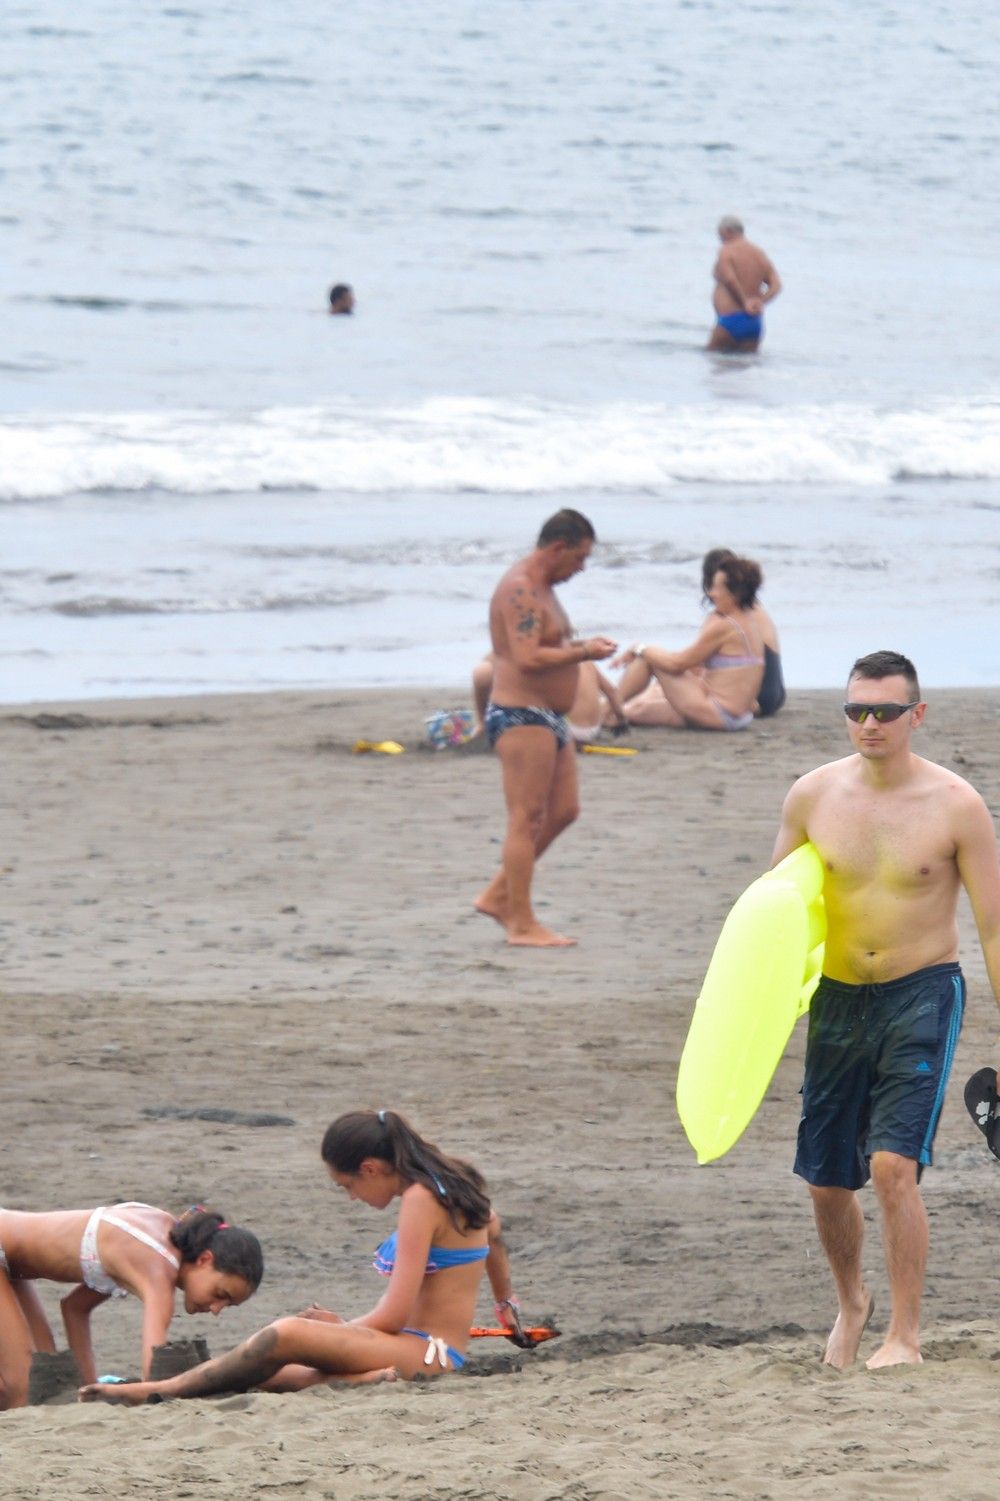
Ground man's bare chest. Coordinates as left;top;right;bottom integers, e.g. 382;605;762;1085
810;794;956;892
538;593;571;645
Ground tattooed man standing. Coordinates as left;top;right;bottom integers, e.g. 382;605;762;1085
474;510;616;948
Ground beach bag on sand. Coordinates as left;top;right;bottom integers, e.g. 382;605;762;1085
424;709;476;748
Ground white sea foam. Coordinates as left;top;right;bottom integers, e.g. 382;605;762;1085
3;397;1000;502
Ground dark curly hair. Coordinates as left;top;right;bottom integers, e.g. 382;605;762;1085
713;553;762;609
169;1208;263;1290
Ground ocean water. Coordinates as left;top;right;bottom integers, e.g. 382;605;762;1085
3;0;998;702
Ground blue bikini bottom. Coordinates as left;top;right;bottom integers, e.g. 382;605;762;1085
402;1328;466;1370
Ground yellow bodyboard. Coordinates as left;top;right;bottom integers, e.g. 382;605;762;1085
676;843;826;1164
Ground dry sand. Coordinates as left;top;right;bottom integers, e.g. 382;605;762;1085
1;686;999;1499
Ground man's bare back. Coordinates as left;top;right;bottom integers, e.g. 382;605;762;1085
708;215;781;352
712;237;778;317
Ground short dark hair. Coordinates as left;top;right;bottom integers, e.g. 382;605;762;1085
848;650;920;699
536;509;596;548
715;554;762;609
328;283;352;306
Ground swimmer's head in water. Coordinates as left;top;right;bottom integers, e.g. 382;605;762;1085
322;1109;491;1230
328;283;355;314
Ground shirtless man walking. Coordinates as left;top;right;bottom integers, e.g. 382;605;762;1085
707;215;781;353
474;510;616;948
772;651;1000;1368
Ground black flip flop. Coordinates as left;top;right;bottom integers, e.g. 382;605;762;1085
964;1068;1000;1159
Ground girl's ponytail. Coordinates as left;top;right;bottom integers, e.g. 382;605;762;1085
322;1110;491;1231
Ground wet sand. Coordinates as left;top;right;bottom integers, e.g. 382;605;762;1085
1;686;999;1497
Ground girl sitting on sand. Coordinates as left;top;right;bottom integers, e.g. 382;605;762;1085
81;1109;520;1403
0;1204;262;1409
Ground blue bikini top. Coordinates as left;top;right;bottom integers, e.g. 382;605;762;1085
373;1229;489;1278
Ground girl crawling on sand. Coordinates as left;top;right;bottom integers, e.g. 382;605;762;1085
0;1204;263;1409
81;1109;519;1403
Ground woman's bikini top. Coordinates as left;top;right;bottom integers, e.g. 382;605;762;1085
703;615;764;671
80;1203;180;1299
373;1229;489;1278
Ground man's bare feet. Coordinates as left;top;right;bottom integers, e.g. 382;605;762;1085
866;1336;922;1370
822;1291;874;1369
79;1380;159;1405
506;923;576;948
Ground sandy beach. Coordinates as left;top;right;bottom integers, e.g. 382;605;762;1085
2;685;999;1498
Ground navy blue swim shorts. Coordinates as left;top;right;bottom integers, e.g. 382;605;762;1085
794;962;965;1189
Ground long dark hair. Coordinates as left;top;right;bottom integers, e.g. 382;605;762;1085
321;1110;491;1232
169;1207;263;1290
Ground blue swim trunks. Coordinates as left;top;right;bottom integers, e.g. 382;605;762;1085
484;702;571;750
794;962;964;1189
717;311;763;341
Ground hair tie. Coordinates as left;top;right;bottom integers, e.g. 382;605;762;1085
377;1109;387;1124
215;1221;229;1232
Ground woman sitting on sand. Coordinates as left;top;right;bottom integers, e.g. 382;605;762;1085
0;1204;262;1409
699;548;784;716
81;1109;520;1403
615;552;773;731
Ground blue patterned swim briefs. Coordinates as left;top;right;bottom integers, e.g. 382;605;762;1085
485;702;571;750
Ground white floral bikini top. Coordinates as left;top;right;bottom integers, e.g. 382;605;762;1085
79;1202;180;1299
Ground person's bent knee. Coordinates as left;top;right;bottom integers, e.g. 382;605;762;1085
0;1373;29;1410
553;801;580;833
255;1320;296;1360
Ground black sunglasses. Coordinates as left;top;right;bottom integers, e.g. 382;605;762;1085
842;701;919;724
